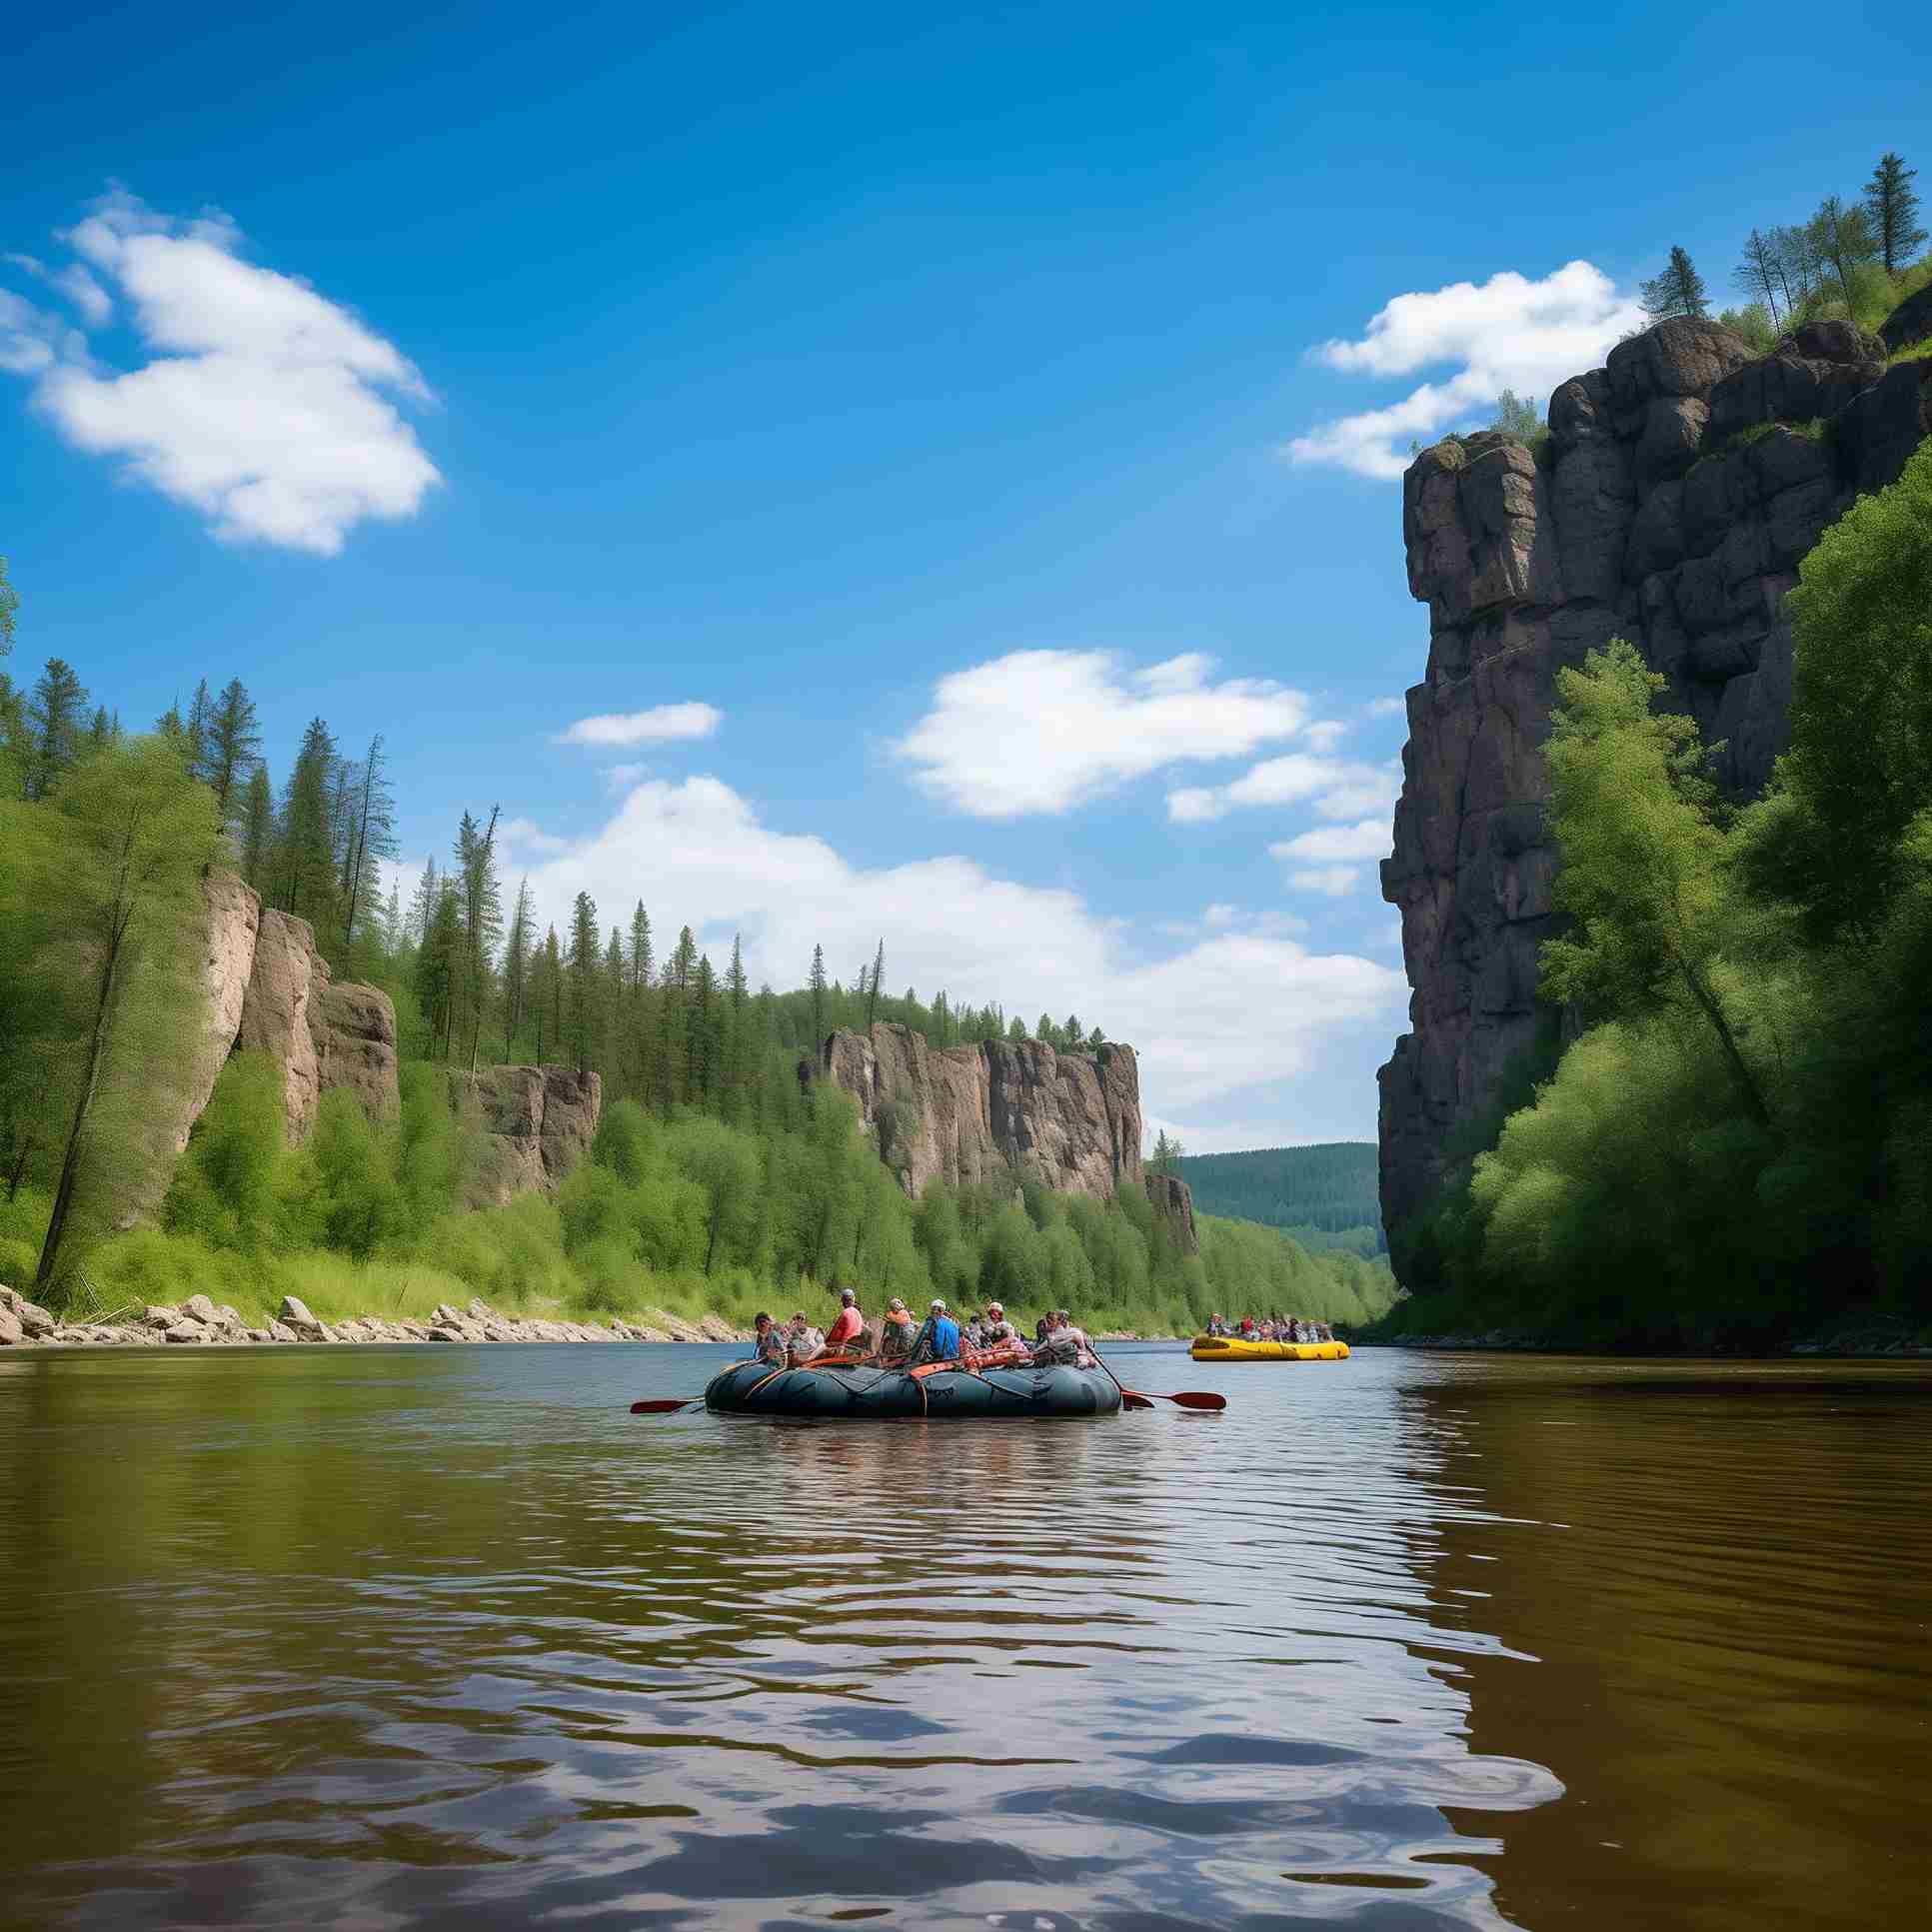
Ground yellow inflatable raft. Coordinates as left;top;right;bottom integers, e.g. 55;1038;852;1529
1189;1335;1350;1361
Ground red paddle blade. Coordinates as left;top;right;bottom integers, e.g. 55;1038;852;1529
1162;1390;1226;1410
630;1398;700;1413
1120;1390;1155;1409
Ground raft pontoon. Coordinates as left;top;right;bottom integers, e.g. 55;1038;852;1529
704;1357;1122;1419
1189;1335;1349;1361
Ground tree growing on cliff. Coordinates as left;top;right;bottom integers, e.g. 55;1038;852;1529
277;717;340;931
25;737;223;1293
503;879;534;1057
1863;152;1926;275
809;944;827;1046
1639;247;1710;320
1539;642;1771;1128
1490;389;1542;440
200;678;262;820
567;892;601;1074
866;940;884;1031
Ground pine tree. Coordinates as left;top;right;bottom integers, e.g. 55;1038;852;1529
407;856;440;945
185;678;213;778
723;934;751;1121
1864;152;1926;276
339;737;397;966
24;659;88;801
1811;195;1879;299
239;763;275;890
866;939;885;1030
381;881;405;958
1735;228;1789;326
453;806;502;1069
1639;246;1709;320
202;678;261;818
415;885;463;1057
86;706;114;753
627;902;653;992
502;879;534;1057
277;717;339;929
690;952;718;1103
567;892;600;1073
809;944;827;1046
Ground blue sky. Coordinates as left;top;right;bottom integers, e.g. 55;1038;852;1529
4;2;1928;1147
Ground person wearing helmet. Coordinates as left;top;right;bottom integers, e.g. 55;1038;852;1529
982;1301;1017;1345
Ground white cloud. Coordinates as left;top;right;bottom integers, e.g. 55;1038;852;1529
1367;696;1407;718
1167;754;1398;826
557;702;722;748
1287;260;1647;480
1286;866;1361;899
6;252;113;327
501;815;570;857
895;649;1313;819
601;762;650;792
508;774;1404;1112
1271;819;1392;864
1;189;438;554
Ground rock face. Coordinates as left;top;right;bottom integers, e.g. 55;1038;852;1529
175;873;262;1155
819;1022;1200;1253
452;1065;604;1206
823;1023;1143;1200
1142;1171;1199;1254
1379;317;1932;1263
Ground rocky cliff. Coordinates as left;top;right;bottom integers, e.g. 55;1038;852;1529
450;1065;604;1206
818;1022;1197;1251
1379;317;1932;1259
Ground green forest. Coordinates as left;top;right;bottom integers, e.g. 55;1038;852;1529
0;574;1394;1337
1379;442;1932;1350
1175;1143;1384;1257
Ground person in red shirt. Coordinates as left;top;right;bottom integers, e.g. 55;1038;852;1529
823;1287;865;1355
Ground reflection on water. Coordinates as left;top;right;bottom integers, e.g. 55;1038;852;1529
0;1344;1925;1929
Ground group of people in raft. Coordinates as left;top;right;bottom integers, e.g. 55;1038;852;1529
749;1290;1098;1373
1203;1312;1339;1342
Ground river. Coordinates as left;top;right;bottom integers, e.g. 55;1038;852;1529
0;1342;1926;1929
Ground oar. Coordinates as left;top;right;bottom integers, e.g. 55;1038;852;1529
1089;1342;1225;1413
630;1397;702;1413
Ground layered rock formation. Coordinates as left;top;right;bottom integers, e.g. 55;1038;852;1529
1379;317;1932;1258
818;1022;1197;1250
451;1065;604;1206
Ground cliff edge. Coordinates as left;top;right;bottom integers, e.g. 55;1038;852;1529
1380;317;1932;1263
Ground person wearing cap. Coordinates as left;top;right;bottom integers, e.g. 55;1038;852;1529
981;1301;1018;1345
879;1296;918;1359
823;1286;865;1356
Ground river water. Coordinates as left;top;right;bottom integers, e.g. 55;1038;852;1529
1;1342;1926;1930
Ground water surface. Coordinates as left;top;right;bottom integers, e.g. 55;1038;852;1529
1;1342;1926;1928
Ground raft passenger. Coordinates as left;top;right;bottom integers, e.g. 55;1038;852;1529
787;1311;825;1365
823;1287;864;1356
752;1312;786;1364
879;1296;917;1359
913;1297;961;1364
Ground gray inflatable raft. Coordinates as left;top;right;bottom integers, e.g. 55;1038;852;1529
703;1357;1122;1419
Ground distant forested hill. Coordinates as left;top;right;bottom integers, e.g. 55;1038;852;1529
1175;1143;1384;1256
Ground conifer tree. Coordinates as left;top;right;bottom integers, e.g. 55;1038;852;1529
407;856;440;945
1639;246;1710;320
723;934;751;1121
453;806;502;1069
1734;228;1789;325
502;879;534;1057
690;952;718;1103
381;880;405;958
277;717;339;929
1811;195;1879;299
415;885;463;1056
809;943;827;1045
339;737;397;965
202;678;261;817
1863;152;1925;275
567;892;600;1073
866;939;884;1030
24;659;88;800
239;763;275;890
185;678;213;777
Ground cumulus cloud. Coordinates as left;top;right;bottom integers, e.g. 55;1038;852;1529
507;774;1404;1111
557;702;722;748
1272;820;1392;864
1367;695;1407;718
1285;866;1361;899
0;189;438;553
895;649;1313;818
1166;753;1398;826
1286;260;1647;480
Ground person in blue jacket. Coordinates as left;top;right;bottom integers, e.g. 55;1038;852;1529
912;1297;961;1365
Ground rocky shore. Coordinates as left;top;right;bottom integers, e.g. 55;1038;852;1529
0;1283;749;1349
